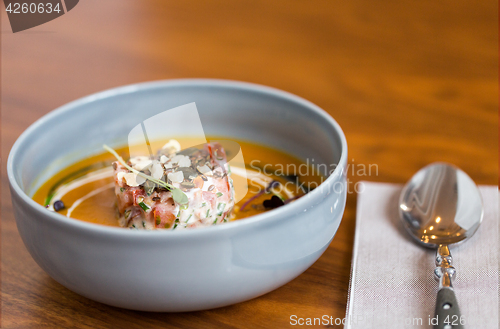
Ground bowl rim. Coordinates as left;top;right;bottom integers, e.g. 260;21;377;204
7;78;348;238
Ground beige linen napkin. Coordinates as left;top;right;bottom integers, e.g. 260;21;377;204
345;182;498;329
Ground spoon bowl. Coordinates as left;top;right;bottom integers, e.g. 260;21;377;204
399;162;483;248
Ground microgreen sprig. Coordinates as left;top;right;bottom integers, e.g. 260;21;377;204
103;144;188;205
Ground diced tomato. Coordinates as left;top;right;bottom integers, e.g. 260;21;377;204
153;201;176;228
202;191;217;208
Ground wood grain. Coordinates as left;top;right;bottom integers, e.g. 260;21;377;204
1;0;497;328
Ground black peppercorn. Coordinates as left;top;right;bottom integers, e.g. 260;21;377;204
263;195;284;209
53;200;65;211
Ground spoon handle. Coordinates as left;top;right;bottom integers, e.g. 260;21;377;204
433;245;464;329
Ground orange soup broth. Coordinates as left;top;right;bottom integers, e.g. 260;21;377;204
33;139;324;227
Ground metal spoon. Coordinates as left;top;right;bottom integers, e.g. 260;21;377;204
399;162;483;329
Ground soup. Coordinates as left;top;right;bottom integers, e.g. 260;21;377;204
33;139;324;229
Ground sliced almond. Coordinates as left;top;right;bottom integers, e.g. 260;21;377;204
168;171;184;183
117;172;126;183
150;161;164;179
123;172;146;187
132;159;152;171
197;164;212;175
177;156;191;168
160;155;169;164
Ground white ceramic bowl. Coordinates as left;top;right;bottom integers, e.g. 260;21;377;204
8;79;347;311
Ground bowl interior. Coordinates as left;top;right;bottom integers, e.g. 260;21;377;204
10;80;346;198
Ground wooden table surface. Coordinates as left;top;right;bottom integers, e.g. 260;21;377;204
1;1;497;328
